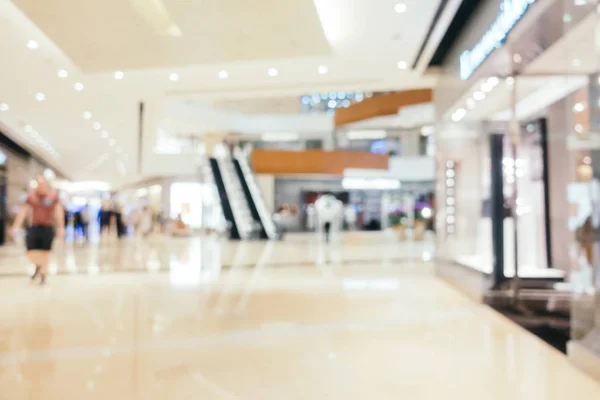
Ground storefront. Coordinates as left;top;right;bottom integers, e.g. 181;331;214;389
434;0;600;375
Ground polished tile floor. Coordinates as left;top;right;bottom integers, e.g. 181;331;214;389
0;232;599;399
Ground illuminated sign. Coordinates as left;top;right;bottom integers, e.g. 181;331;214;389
460;0;537;80
0;150;5;165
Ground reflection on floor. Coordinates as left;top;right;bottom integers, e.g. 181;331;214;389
0;232;599;399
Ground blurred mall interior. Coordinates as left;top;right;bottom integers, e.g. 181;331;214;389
1;0;600;398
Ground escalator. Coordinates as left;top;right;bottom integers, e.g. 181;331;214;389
233;148;279;240
209;158;240;239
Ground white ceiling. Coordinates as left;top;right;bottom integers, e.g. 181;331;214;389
0;0;444;185
12;0;332;72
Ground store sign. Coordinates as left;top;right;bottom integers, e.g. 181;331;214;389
459;0;537;80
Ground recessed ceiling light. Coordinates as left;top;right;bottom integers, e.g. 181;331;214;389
109;139;116;146
506;77;515;86
169;73;179;82
397;61;408;70
218;70;228;79
394;3;407;13
57;69;69;79
572;58;582;67
114;71;125;80
24;125;33;133
74;82;84;91
26;40;39;49
513;53;522;63
93;122;102;130
575;124;584;133
487;77;500;86
268;68;278;77
317;65;328;74
575;0;588;5
473;91;485;101
573;102;586;112
101;130;109;138
35;93;45;101
563;13;572;23
466;98;476;110
83;111;92;120
0;103;8;112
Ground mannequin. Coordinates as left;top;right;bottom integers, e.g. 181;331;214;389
314;194;344;242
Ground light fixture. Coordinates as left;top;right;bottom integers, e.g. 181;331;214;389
169;72;179;81
466;98;476;110
0;103;8;112
101;130;109;138
396;61;408;70
575;124;584;133
481;82;493;93
573;102;586;112
394;3;407;13
575;0;588;5
317;65;328;74
262;132;298;142
26;40;39;49
24;125;33;133
563;13;573;23
35;93;45;101
267;68;278;77
506;76;515;86
487;77;500;86
83;111;92;120
572;58;582;67
513;53;522;63
218;70;228;79
584;156;592;164
327;99;337;108
451;108;466;122
74;82;84;91
342;177;400;190
109;139;116;146
421;125;435;136
347;130;386;140
93;122;102;130
473;91;485;100
57;69;69;79
114;71;125;80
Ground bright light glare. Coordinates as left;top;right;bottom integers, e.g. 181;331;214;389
342;177;400;190
346;130;386;140
421;207;432;219
394;3;407;13
262;132;298;142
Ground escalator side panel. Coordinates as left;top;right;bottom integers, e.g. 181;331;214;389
210;158;240;240
232;159;267;239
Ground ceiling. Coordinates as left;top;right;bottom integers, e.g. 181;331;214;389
12;0;332;72
0;0;446;185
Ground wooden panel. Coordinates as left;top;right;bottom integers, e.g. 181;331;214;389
334;89;433;127
250;149;389;176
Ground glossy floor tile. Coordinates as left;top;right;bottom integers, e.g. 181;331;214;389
0;232;599;399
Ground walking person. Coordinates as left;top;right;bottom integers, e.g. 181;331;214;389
10;175;65;285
